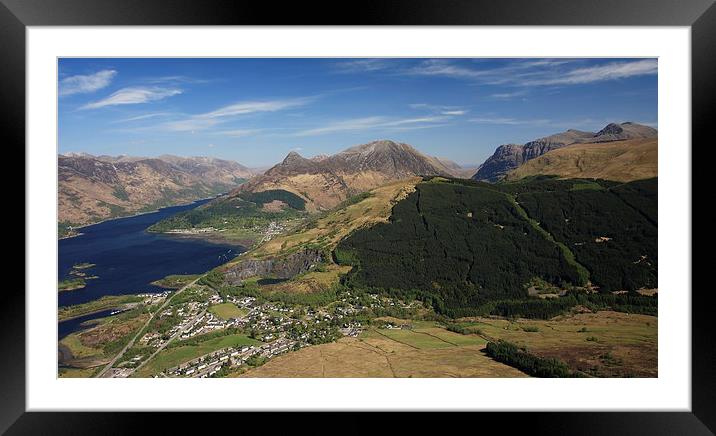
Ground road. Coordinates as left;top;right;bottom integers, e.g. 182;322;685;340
94;276;202;378
130;307;207;376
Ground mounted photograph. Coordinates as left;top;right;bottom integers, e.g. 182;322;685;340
57;57;658;379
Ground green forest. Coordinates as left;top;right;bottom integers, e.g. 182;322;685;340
148;189;306;233
485;340;577;377
335;177;657;317
515;178;657;292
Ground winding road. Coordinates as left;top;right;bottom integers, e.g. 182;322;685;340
95;276;202;378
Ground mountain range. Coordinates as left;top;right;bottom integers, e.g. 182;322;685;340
235;140;457;211
58;154;255;231
60;121;657;234
472;122;657;182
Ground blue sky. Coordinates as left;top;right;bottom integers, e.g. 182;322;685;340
58;58;657;167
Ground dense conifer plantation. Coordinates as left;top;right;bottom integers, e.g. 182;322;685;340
336;177;657;315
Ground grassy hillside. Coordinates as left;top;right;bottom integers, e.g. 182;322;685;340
506;138;657;182
147;188;307;242
335;177;657;316
248;178;421;259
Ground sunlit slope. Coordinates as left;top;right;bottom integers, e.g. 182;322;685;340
248;177;421;259
506;138;657;182
213;177;421;293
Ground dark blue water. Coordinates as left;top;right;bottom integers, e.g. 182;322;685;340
58;309;117;340
58;199;245;309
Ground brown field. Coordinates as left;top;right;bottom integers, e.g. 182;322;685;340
261;200;288;212
58;367;100;378
78;314;148;348
58;312;149;370
237;310;656;378
506;138;657;182
238;323;527;378
262;264;352;294
457;310;657;377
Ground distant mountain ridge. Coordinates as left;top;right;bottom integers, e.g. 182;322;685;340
58;153;255;232
236;140;453;211
505;137;658;182
472;122;657;182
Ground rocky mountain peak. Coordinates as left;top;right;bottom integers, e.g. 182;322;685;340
238;139;449;211
283;150;306;163
597;123;624;136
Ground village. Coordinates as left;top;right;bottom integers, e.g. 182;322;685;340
103;283;425;378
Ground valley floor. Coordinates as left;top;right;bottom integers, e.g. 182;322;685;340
237;326;527;378
237;311;656;378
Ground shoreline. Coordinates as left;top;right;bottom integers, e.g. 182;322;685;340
155;230;255;250
58;304;129;323
58;193;224;240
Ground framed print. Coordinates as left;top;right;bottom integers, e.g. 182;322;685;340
6;0;715;433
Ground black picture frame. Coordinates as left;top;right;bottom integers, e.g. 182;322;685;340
6;0;714;433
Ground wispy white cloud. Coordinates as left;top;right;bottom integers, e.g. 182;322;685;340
294;116;385;136
144;75;212;85
215;128;263;138
523;59;658;85
409;103;468;116
59;70;117;97
294;115;449;136
81;87;182;110
407;60;491;80
403;59;656;87
111;112;174;123
469;117;551;126
490;90;528;99
202;99;310;119
333;59;392;73
157;97;313;132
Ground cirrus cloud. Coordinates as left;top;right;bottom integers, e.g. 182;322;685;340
59;69;117;97
158;97;314;132
80;87;182;110
294;115;450;136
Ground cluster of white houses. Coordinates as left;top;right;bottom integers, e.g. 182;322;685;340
179;311;245;340
138;290;172;305
164;336;299;378
114;282;427;378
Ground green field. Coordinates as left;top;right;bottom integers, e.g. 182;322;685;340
133;334;262;377
413;327;487;347
58;278;86;292
58;294;144;321
208;302;248;320
60;332;103;359
151;274;199;289
368;323;486;350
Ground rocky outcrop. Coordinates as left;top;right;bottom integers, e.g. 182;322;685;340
470;144;526;183
590;122;657;143
224;249;323;285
